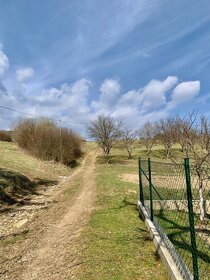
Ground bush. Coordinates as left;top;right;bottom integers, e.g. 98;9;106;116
0;130;12;142
12;118;83;166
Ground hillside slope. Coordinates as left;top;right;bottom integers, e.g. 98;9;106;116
0;141;71;205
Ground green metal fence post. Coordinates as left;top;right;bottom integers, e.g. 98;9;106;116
184;158;199;280
148;158;153;221
138;158;144;206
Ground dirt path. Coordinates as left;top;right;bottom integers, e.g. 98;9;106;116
0;150;97;280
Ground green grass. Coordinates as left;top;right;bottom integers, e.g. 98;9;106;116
77;157;169;280
0;141;71;180
143;186;186;200
78;144;209;279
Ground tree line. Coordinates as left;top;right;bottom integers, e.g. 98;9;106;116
88;112;210;222
88;112;210;161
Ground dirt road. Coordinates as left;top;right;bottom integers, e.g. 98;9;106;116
0;151;97;280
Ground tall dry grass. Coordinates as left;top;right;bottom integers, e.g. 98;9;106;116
13;118;83;166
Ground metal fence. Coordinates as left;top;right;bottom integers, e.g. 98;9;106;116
138;158;210;280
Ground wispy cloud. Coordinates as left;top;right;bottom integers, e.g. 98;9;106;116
16;67;34;83
0;0;209;135
0;46;9;76
32;0;161;87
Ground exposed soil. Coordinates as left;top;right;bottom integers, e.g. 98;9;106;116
0;151;97;280
119;173;210;192
119;173;139;185
0;175;68;238
119;173;186;189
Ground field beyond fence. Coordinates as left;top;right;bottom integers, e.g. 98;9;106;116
138;158;210;280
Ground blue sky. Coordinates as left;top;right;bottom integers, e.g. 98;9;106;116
0;0;210;137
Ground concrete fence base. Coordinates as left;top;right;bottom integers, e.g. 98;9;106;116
138;201;191;280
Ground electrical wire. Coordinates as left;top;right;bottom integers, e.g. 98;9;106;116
0;105;89;125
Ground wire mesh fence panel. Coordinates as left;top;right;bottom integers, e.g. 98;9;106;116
139;160;150;211
190;165;210;280
139;159;210;280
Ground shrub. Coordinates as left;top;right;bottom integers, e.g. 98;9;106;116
12;118;83;166
0;130;12;142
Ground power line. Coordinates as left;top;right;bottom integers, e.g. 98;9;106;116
0;105;89;125
0;105;144;130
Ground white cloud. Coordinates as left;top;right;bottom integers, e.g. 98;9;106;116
170;80;200;107
118;76;178;111
92;79;121;110
93;76;176;115
100;79;120;96
29;78;92;125
0;72;201;136
16;67;34;82
0;78;92;136
140;76;178;111
0;48;9;76
90;76;199;130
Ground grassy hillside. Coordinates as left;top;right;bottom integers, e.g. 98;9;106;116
0;141;72;205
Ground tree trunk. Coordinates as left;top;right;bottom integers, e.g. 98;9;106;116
199;180;205;222
127;147;132;159
165;146;170;158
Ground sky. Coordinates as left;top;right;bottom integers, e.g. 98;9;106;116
0;0;210;138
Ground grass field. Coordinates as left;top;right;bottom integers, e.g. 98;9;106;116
77;151;169;280
77;143;209;279
0;141;72;179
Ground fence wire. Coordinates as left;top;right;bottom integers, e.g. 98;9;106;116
139;159;210;280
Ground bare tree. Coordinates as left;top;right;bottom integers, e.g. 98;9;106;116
200;115;210;153
120;128;137;159
139;122;157;156
174;113;197;157
157;118;176;158
138;112;210;222
184;115;210;222
88;115;121;156
173;112;209;222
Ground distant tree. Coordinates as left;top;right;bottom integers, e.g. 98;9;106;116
88;115;121;156
156;118;176;158
174;113;197;157
120;128;137;159
139;122;157;156
160;112;209;222
181;113;210;222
